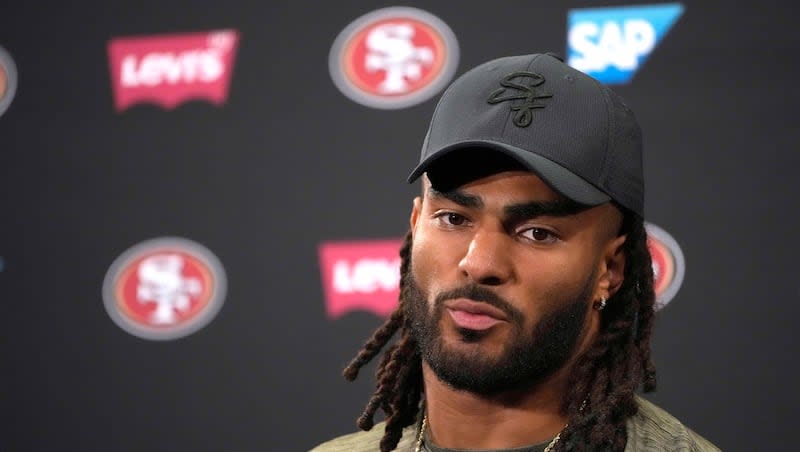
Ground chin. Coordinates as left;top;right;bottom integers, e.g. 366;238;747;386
441;327;508;358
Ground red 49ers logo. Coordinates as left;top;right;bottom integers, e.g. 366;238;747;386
103;237;227;340
329;7;459;109
645;223;686;310
0;46;17;118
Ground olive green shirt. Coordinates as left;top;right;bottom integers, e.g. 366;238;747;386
310;396;720;452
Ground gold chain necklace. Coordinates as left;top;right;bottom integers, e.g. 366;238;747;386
414;413;566;452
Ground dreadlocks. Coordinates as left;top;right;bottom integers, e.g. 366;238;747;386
342;210;657;452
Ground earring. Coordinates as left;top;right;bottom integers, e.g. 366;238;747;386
594;296;607;311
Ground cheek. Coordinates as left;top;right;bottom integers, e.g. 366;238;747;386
409;233;438;292
410;228;464;296
515;250;595;313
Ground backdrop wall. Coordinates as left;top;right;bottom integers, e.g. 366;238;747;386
1;1;797;451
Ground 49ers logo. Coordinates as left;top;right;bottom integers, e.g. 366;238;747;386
107;30;239;111
329;7;459;109
645;222;686;310
0;46;17;118
103;237;227;340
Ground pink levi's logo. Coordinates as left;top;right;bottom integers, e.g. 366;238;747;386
318;239;403;319
108;29;239;111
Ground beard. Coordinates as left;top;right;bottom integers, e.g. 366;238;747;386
404;268;593;397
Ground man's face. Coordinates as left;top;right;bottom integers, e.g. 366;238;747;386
406;169;624;396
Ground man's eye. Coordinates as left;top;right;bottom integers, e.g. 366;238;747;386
521;227;557;243
439;212;467;226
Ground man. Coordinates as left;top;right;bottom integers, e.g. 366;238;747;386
312;53;718;452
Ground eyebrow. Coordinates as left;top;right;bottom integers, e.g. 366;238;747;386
503;199;590;223
428;187;589;221
428;187;484;209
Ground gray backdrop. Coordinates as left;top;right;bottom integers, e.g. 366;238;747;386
1;0;797;450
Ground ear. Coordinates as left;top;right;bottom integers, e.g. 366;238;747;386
410;196;422;239
596;234;627;300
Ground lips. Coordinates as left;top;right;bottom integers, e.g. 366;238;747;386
445;298;508;331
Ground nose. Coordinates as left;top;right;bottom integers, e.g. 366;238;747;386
458;230;514;286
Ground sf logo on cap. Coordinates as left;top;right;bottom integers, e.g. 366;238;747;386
487;71;552;127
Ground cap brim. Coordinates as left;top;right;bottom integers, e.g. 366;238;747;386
407;140;611;207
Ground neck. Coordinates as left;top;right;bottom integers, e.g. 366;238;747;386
421;363;570;450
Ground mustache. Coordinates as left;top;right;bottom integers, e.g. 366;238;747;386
433;284;524;324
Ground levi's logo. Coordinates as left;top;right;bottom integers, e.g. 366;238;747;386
318;239;402;319
487;71;552;127
107;29;239;111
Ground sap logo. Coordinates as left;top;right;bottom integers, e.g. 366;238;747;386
318;239;403;319
567;3;684;84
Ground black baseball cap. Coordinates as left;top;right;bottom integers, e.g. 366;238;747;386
407;53;644;217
